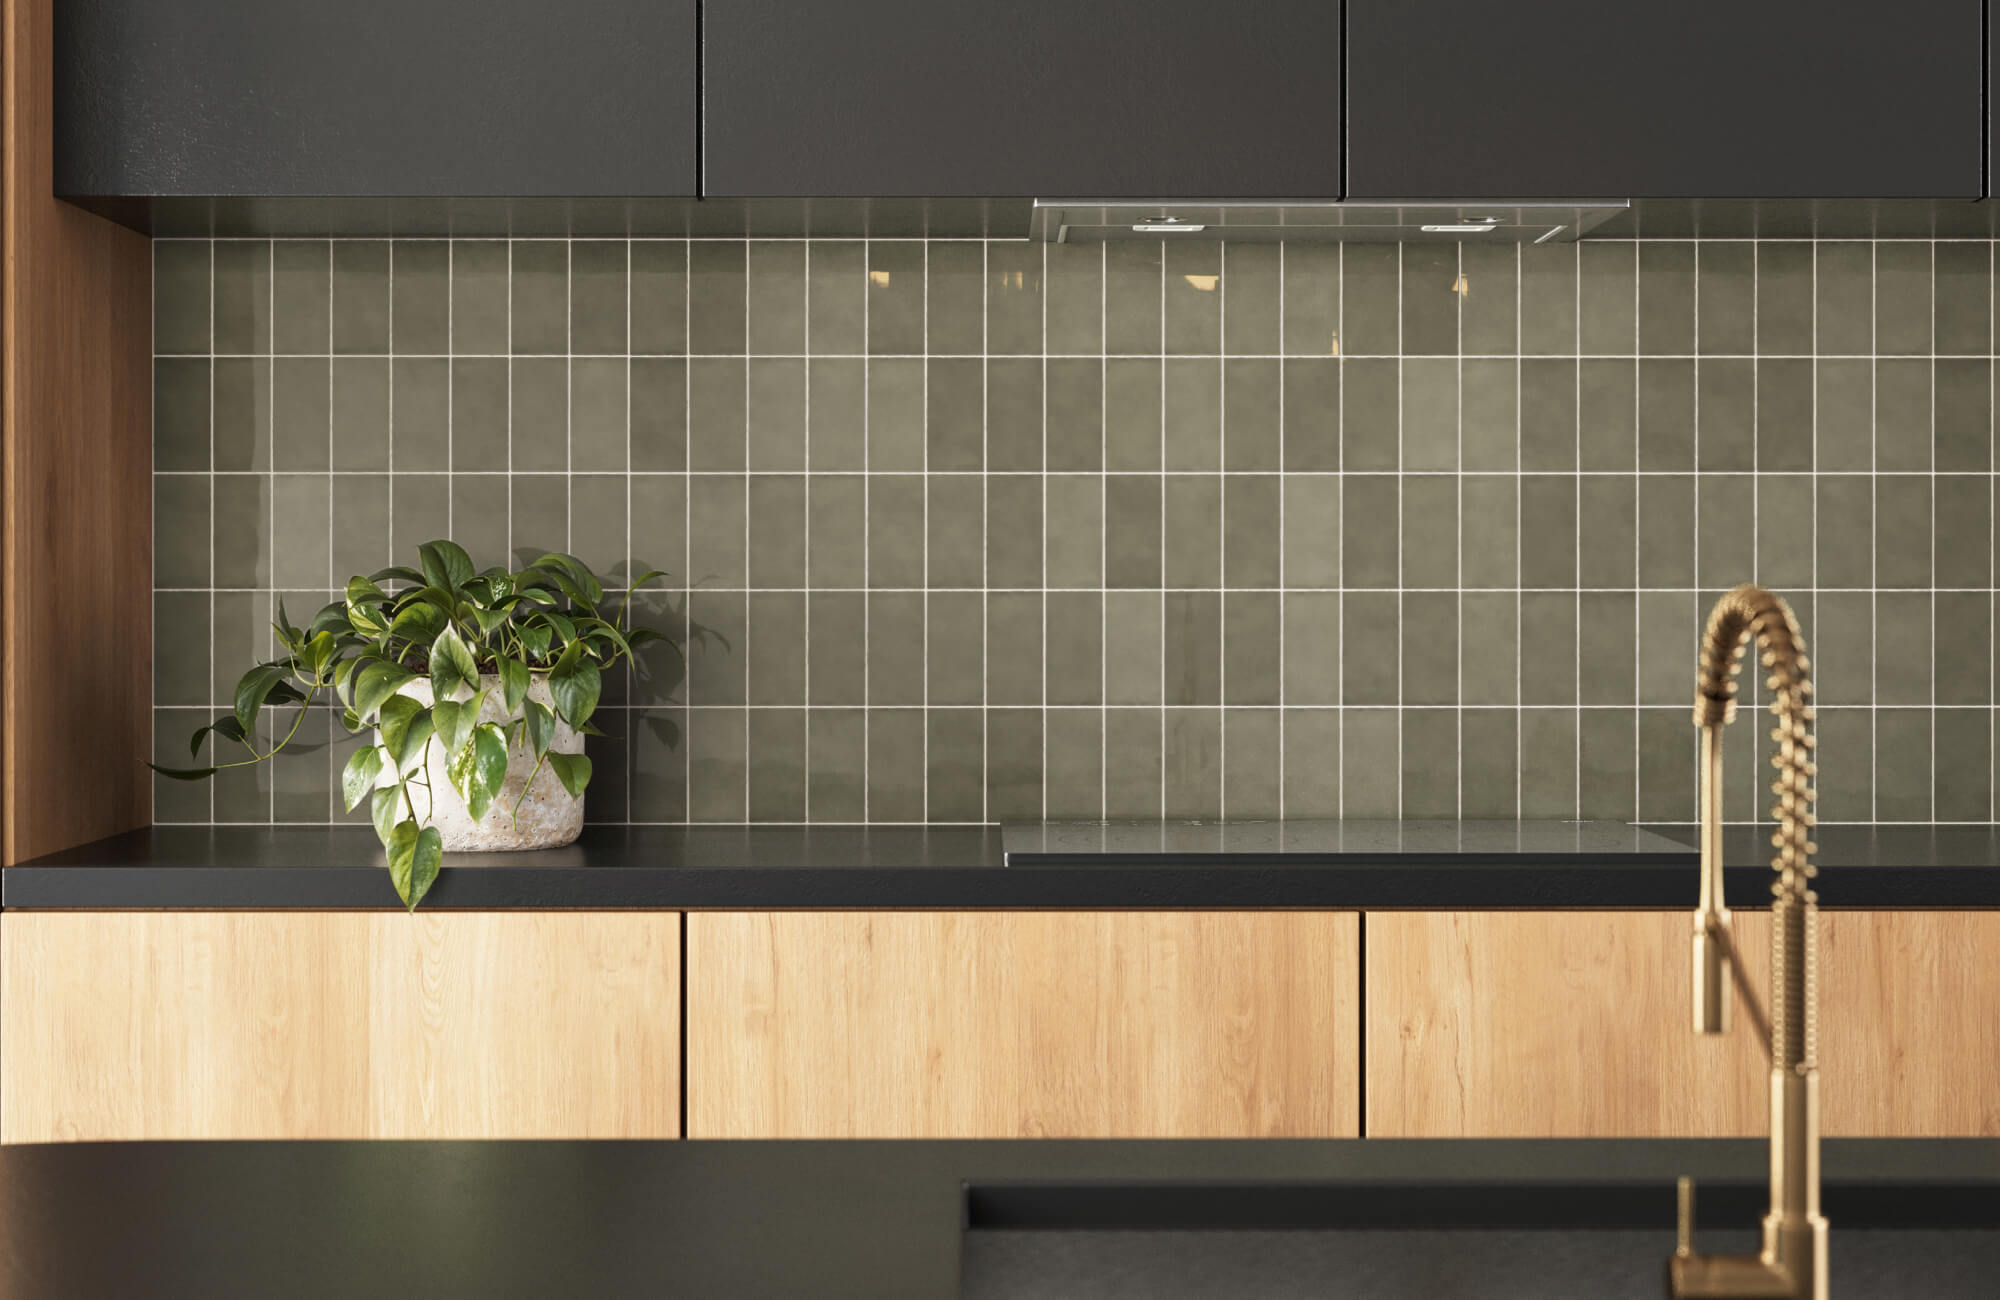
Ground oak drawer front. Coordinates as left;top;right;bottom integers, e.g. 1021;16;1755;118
0;912;679;1142
687;911;1358;1139
1366;911;2000;1138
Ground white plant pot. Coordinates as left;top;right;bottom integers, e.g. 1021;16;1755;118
386;675;586;852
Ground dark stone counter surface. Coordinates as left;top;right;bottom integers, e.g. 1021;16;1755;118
4;1138;1996;1299
3;820;1995;910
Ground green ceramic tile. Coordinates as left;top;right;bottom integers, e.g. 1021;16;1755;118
859;709;924;821
1340;244;1398;357
1578;241;1635;355
1637;475;1695;587
1810;591;1869;706
1340;708;1399;817
1105;359;1162;470
154;241;211;354
686;706;747;822
1045;242;1104;356
1224;475;1281;588
867;243;924;355
1163;591;1219;705
1637;241;1694;356
392;357;449;471
1162;708;1221;819
567;241;627;355
1934;709;1991;820
988;242;1043;355
1044;591;1103;706
330;357;388;471
808;358;866;471
1934;241;1991;355
1460;709;1519;818
1401;591;1458;706
746;475;805;588
746;241;806;355
631;706;689;821
1460;358;1518;471
1874;242;1933;356
1577;359;1635;471
1814;477;1873;587
1637;358;1694;470
211;476;269;588
1223;244;1280;356
212;241;270;354
747;358;805;471
925;708;986;821
1099;591;1158;705
1576;476;1636;588
1874;358;1932;471
1221;592;1279;706
1519;243;1578;356
1103;708;1162;819
1222;708;1281;819
504;472;564;563
1402;358;1458;471
1162;474;1221;588
1754;474;1814;590
1520;359;1577;470
987;358;1043;472
1811;706;1871;821
510;355;568;472
1046;359;1104;471
1045;475;1103;588
688;242;746;356
1281;243;1342;358
1519;475;1577;588
153;591;210;707
1280;591;1340;706
1577;591;1634;705
1162;242;1220;356
918;590;983;708
1875;476;1931;587
1163;359;1220;470
1695;358;1754;471
1935;474;1990;587
449;241;509;355
1460;591;1517;705
1935;593;1991;704
1756;242;1813;355
867;474;927;588
862;592;925;708
806;473;864;588
568;357;626;472
1637;590;1697;705
803;591;863;705
1695;242;1753;355
744;708;806;822
1341;473;1398;589
1460;477;1516;590
331;241;390;354
1519;592;1577;704
329;474;390;583
923;242;981;354
1457;243;1517;356
272;241;331;354
1577;708;1637;822
1341;358;1398;471
1341;591;1398;705
1873;593;1934;706
631;241;689;355
627;475;686;597
154;476;210;589
1696;473;1754;589
1755;358;1813;472
987;476;1043;589
686;475;745;588
388;241;449;355
570;471;625;578
1815;242;1874;355
270;475;329;591
1400;708;1458;818
802;706;864;819
1223;359;1280;470
1282;708;1341;817
926;358;982;471
1282;357;1339;471
1813;359;1872;471
1934;358;1991;471
443;358;503;471
1400;244;1458;356
1638;706;1697;822
1875;708;1933;821
687;357;746;471
154;359;211;472
924;474;982;588
1399;475;1457;589
806;241;864;355
212;357;270;472
1104;474;1162;589
1282;475;1340;587
1519;708;1579;818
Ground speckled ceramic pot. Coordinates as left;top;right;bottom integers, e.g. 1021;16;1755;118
389;675;585;851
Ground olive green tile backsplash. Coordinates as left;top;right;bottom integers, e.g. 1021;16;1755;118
153;238;1998;826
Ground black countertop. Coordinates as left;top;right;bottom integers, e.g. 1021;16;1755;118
4;1138;1996;1298
4;821;1998;910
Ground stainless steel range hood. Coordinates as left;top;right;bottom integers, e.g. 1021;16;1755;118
1030;199;1629;243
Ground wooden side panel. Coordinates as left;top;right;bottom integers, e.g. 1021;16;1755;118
686;911;1359;1139
1367;911;2000;1138
2;0;153;863
0;913;680;1142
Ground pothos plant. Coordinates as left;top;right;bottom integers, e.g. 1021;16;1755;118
154;541;686;909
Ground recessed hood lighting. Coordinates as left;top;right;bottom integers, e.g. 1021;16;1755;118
1420;221;1500;233
1133;218;1206;233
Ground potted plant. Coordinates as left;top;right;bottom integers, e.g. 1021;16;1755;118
154;541;688;909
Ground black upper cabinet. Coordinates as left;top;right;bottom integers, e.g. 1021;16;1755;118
701;1;1342;198
1347;0;1984;199
55;1;698;197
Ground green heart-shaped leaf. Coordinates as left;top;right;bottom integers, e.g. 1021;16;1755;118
546;751;592;799
523;698;556;757
500;657;530;715
430;626;480;700
371;786;402;846
353;661;415;722
233;663;290;735
341;745;385;812
386;818;420;906
548;641;601;730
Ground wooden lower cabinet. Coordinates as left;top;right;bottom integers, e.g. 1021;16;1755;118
0;912;680;1142
1366;910;2000;1138
686;911;1359;1139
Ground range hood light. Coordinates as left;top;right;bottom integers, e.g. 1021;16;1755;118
1420;222;1501;233
1133;217;1206;233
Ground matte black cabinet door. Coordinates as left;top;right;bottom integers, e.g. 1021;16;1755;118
1347;0;1982;199
702;1;1341;198
55;1;698;197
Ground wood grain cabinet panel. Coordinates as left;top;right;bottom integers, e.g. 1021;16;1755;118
0;913;679;1142
1366;911;2000;1138
687;911;1358;1139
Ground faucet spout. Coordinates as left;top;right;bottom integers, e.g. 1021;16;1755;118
1668;585;1827;1300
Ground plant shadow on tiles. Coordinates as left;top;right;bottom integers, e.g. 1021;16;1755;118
154;540;717;908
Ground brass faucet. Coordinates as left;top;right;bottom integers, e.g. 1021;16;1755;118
1669;585;1827;1299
